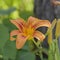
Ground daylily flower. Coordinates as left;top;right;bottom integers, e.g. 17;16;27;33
52;0;60;5
10;16;51;49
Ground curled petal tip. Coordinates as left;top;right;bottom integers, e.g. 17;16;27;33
10;30;20;41
33;31;45;42
10;37;15;41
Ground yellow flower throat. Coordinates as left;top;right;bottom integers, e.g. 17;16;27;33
23;26;34;39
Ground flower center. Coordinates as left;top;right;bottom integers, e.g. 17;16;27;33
23;26;34;40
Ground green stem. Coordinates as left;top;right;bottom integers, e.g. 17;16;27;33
55;38;60;60
32;39;43;60
39;46;43;60
48;44;55;60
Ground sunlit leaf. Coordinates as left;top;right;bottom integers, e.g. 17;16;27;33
45;19;57;36
10;10;19;19
55;19;60;38
48;30;52;45
3;0;13;7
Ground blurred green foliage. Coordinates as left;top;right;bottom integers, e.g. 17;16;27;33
0;0;34;60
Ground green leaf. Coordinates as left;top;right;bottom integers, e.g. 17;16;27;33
0;24;9;48
3;40;17;60
0;49;3;59
20;11;33;20
3;18;17;31
0;7;16;15
16;50;35;60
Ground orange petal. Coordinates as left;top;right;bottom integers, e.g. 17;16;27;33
33;20;51;29
33;31;45;41
10;18;26;32
15;18;26;27
16;33;29;49
27;16;40;27
10;30;20;41
27;16;51;29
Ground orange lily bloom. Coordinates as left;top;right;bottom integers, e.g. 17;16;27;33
10;16;51;49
